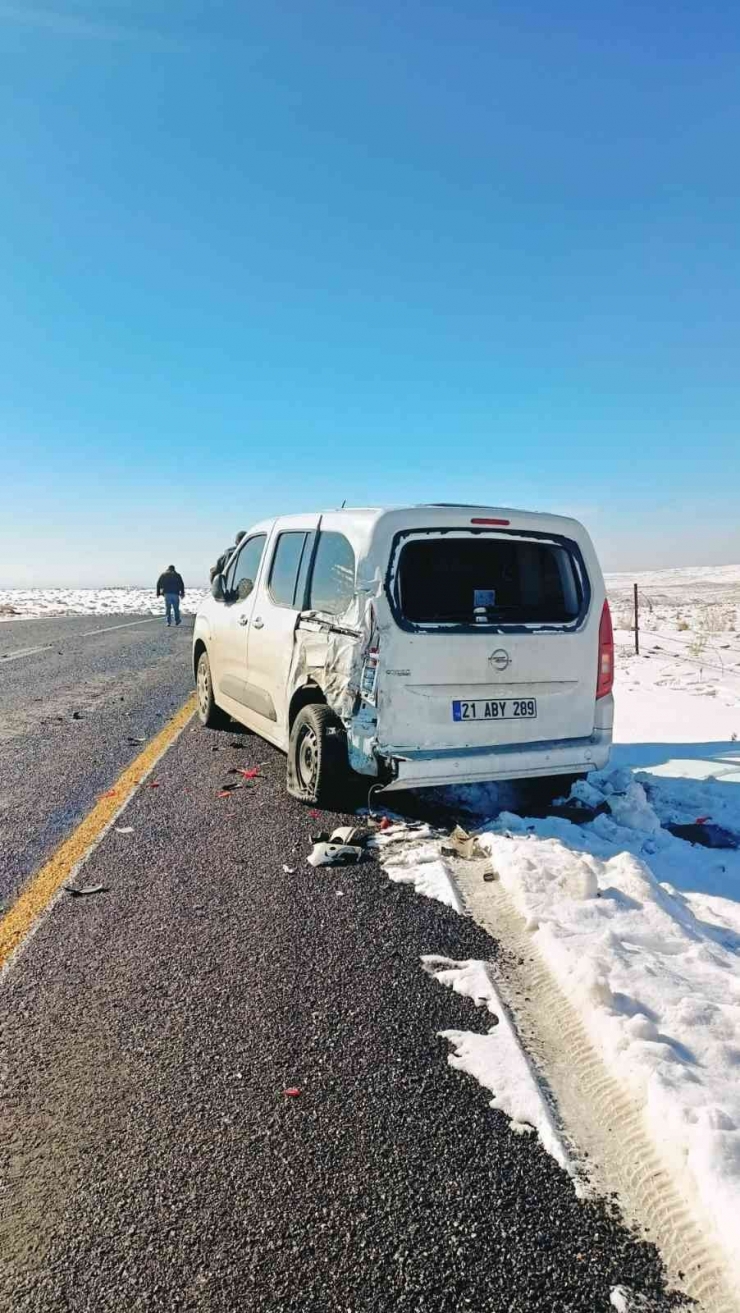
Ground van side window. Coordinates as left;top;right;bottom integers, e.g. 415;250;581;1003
308;532;355;615
227;534;267;602
268;532;309;608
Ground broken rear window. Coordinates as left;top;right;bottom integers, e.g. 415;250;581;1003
395;535;585;627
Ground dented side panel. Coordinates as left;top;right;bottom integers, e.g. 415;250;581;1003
285;588;382;776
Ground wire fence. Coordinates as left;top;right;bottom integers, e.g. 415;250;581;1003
613;584;740;680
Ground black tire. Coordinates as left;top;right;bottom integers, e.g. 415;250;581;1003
287;704;350;808
196;650;230;729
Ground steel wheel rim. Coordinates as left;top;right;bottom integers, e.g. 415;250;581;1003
296;724;318;791
197;658;210;716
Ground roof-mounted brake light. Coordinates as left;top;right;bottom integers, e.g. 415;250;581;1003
470;517;510;526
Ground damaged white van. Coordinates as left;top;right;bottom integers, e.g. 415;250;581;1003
193;506;614;805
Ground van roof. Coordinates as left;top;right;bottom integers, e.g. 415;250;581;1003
244;504;593;571
248;504;586;535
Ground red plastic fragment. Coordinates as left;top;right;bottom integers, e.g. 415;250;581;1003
238;768;260;779
150;781;160;788
102;789;117;798
695;815;710;825
217;791;232;799
379;817;392;831
283;1087;301;1097
309;810;320;818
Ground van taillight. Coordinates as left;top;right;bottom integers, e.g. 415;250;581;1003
596;600;614;699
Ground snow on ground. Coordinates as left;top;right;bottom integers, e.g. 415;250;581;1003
372;825;465;911
0;588;209;619
423;955;575;1178
607;564;740;719
477;777;740;1291
374;565;740;1296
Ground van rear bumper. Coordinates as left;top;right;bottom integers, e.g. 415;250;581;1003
379;729;612;792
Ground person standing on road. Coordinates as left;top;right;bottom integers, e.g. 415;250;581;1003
156;565;185;627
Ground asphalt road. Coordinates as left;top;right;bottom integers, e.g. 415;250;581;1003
0;637;684;1313
0;614;195;908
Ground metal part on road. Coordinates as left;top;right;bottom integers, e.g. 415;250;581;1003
0;721;686;1313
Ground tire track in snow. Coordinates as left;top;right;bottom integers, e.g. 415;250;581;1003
455;856;739;1313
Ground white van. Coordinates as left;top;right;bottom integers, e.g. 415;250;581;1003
193;505;614;805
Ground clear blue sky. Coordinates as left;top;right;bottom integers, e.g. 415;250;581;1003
1;0;739;586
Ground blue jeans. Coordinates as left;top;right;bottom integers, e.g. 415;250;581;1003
164;593;181;625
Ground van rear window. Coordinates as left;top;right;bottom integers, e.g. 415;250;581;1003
396;536;584;626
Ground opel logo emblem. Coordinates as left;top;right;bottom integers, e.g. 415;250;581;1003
489;649;511;672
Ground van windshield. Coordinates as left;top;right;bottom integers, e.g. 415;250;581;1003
396;535;584;626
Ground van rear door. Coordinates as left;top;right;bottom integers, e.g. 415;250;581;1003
379;526;601;752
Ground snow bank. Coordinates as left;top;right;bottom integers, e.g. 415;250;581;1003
477;769;740;1291
0;588;209;619
423;956;574;1177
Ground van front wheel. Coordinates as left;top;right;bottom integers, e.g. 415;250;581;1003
196;650;230;730
287;704;349;808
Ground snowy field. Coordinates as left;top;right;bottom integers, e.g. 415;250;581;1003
371;564;740;1305
0;587;210;619
609;563;740;716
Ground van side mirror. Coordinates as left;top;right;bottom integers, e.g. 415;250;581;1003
211;573;226;601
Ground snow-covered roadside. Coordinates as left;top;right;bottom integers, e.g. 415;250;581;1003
423;956;575;1179
0;588;209;619
373;825;464;911
476;772;740;1293
371;590;740;1300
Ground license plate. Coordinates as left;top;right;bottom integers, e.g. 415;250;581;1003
452;698;537;722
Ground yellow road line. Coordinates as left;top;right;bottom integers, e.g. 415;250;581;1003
0;693;198;972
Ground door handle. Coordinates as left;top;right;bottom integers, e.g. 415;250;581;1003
252;617;264;630
238;615;249;627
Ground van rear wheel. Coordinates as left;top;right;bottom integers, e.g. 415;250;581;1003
287;704;350;808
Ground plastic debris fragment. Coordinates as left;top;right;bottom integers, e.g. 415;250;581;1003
308;842;365;868
330;825;372;846
441;825;487;860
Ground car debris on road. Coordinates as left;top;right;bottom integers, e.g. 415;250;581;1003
307;842;366;868
440;824;488;860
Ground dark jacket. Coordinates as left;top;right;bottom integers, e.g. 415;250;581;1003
209;531;246;582
209;547;235;582
157;570;185;598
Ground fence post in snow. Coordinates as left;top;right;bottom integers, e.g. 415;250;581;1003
634;582;640;655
